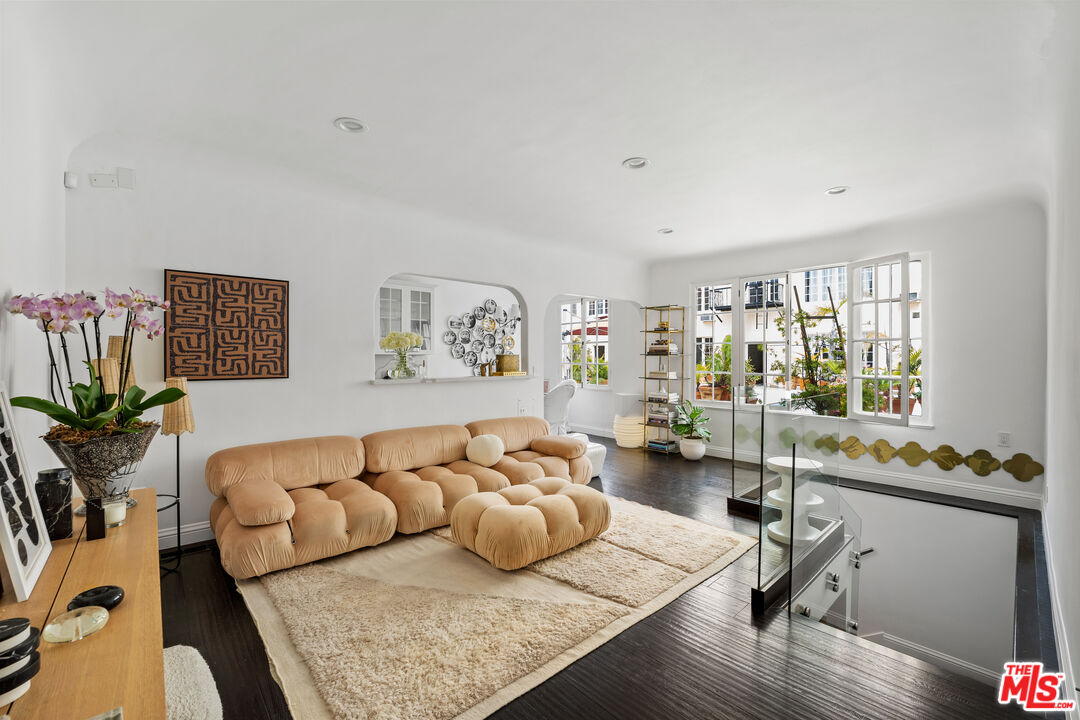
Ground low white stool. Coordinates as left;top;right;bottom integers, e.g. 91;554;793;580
764;456;824;546
568;432;606;478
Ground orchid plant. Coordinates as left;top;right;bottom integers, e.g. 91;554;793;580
4;289;185;434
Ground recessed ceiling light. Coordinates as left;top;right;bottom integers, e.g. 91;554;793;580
825;186;850;195
622;157;649;169
333;117;367;133
658;228;674;234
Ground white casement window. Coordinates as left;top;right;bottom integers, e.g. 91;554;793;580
560;298;609;387
847;254;914;425
693;284;736;401
741;275;790;404
378;284;433;352
692;255;926;423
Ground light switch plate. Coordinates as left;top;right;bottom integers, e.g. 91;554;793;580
88;172;118;188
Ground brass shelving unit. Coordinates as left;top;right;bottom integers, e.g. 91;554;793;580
641;305;686;454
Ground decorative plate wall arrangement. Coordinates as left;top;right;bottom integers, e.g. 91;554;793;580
445;299;520;373
0;384;52;601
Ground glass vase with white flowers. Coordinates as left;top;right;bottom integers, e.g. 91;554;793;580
379;331;423;379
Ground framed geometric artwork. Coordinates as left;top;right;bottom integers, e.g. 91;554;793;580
164;269;289;381
0;383;52;601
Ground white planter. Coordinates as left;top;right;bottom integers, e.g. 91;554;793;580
679;438;707;461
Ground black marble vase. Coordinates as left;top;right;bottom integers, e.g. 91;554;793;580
35;468;72;541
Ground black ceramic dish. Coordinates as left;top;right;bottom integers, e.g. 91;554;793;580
68;585;125;611
0;651;40;695
0;619;30;653
0;628;39;669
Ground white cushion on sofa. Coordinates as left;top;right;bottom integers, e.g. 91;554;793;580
466;434;505;467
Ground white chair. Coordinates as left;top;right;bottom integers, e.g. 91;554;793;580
544;379;577;435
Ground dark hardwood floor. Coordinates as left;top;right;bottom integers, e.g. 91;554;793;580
160;437;1026;720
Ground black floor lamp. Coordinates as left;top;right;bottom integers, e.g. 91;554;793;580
159;377;194;572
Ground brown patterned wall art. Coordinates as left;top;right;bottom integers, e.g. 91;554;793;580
164;270;288;380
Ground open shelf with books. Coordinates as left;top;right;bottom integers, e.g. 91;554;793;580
641;305;685;454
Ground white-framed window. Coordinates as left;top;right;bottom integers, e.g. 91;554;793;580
742;274;789;404
378;283;433;352
847;254;924;425
560;298;609;387
691;254;927;424
693;284;735;401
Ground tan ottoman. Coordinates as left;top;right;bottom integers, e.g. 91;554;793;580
450;477;611;570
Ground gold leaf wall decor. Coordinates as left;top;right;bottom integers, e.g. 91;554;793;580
840;436;866;460
929;444;964;471
734;424;750;443
815;434;840;455
868;439;898;464
964;449;1001;477
803;430;819;450
779;427;800;448
1002;453;1044;482
896;441;930;467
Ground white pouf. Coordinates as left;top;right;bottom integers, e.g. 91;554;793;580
466;434;505;467
164;645;223;720
569;433;606;478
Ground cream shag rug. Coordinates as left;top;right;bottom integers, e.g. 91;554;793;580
238;496;756;720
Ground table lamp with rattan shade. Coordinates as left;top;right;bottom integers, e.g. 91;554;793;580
159;377;194;566
106;335;137;395
89;358;121;397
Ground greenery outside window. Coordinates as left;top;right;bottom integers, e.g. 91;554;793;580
560;298;609;387
692;254;926;424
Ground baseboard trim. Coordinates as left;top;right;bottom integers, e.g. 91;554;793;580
862;632;1000;686
158;520;214;549
837;465;1042;509
569;424;615;439
699;444;1042;509
1043;517;1080;717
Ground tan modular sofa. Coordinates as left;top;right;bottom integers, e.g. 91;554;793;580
362;416;589;534
465;416;591;486
206;417;590;578
207;436;397;579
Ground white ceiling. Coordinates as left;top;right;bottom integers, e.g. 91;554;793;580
19;1;1056;258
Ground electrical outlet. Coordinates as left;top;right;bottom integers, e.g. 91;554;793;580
997;431;1011;448
517;400;528;416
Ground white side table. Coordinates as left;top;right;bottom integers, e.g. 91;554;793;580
764;456;824;546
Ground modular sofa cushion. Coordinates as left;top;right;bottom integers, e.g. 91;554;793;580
362;424;471;473
210;478;396;579
206;435;366;495
466;434;504;467
223;479;295;526
450;477;611;571
465;416;550;453
372;468;478;534
530;434;587;460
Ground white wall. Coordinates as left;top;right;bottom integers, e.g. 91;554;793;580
63;133;647;545
649;196;1047;507
0;4;75;472
839;488;1017;681
542;296;642;437
1045;0;1080;699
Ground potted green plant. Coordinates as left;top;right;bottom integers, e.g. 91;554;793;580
671;399;712;461
5;289;185;524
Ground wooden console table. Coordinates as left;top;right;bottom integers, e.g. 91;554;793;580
0;488;165;719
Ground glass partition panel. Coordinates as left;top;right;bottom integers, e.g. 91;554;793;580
730;385;764;508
